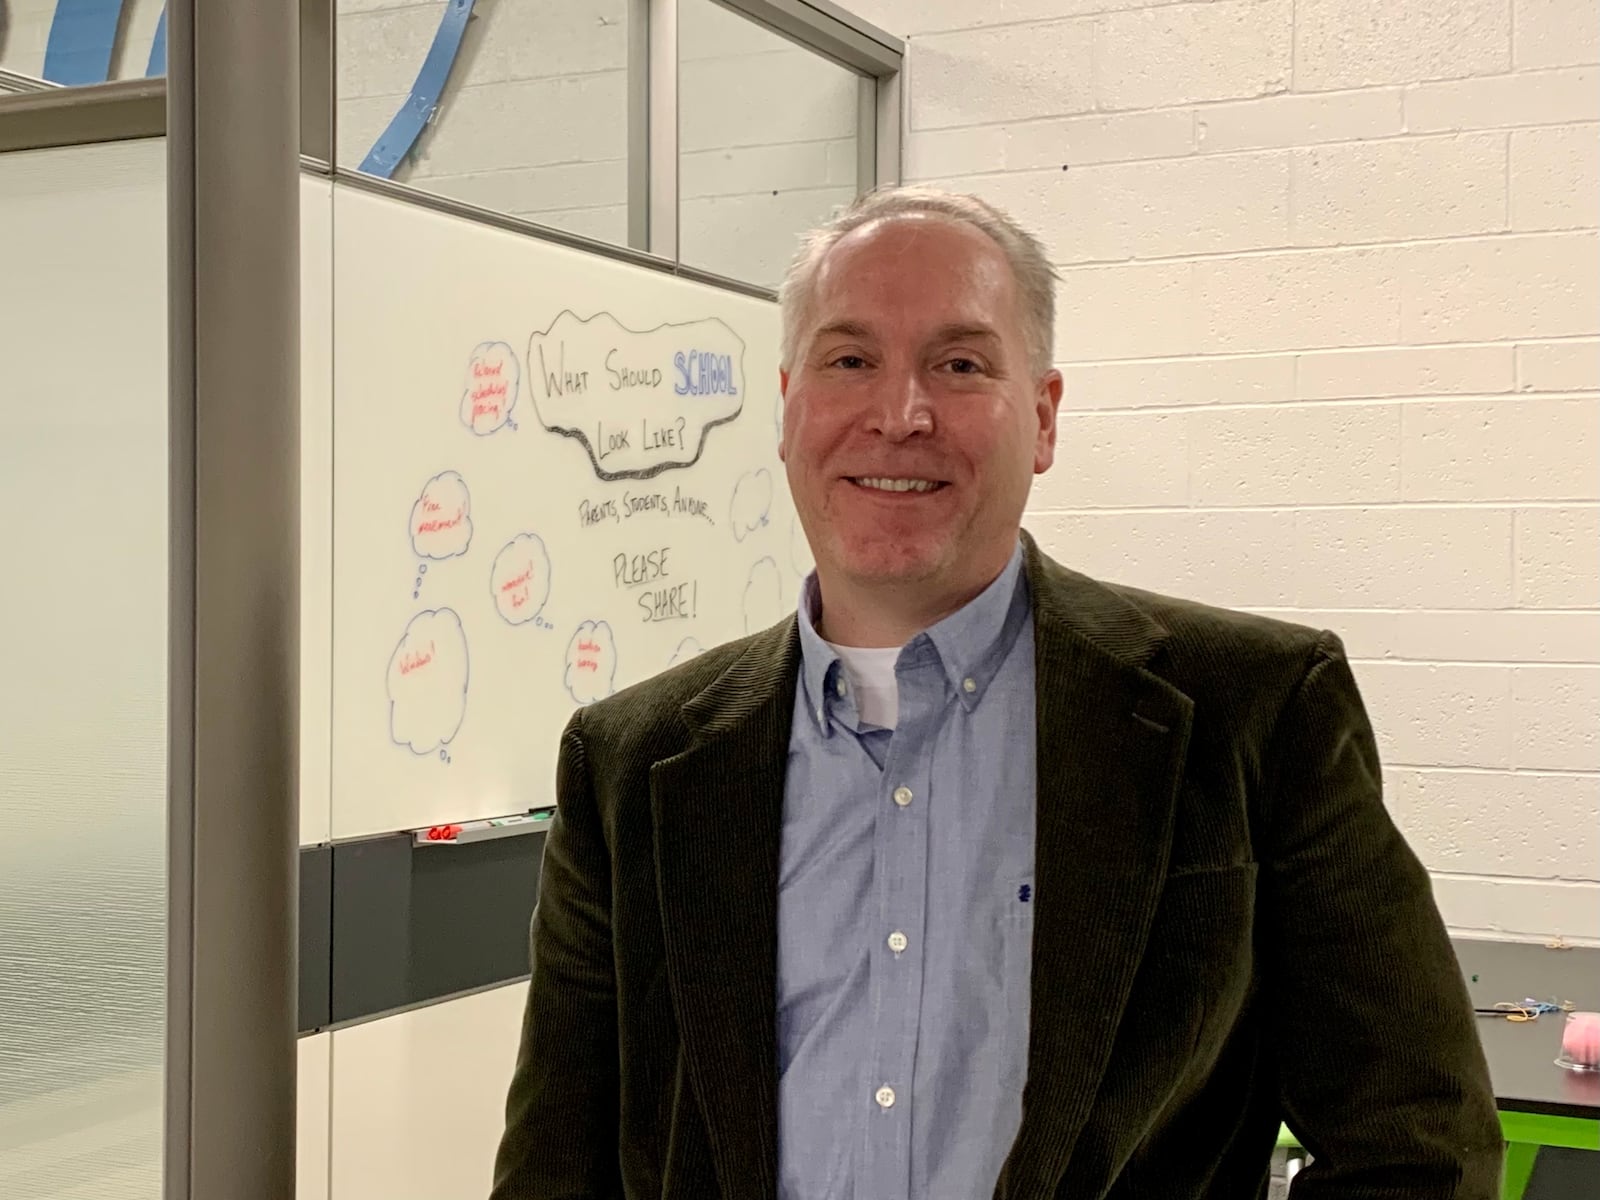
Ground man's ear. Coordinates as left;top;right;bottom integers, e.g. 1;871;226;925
1033;368;1063;475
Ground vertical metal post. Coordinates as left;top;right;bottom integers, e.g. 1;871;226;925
854;73;876;193
648;0;679;261
302;0;335;165
874;68;901;187
166;0;301;1196
627;0;651;250
164;33;197;1191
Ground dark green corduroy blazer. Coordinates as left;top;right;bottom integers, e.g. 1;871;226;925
490;533;1502;1200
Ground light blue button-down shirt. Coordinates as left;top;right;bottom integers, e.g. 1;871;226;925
776;541;1038;1200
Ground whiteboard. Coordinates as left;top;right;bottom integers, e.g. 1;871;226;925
329;185;812;838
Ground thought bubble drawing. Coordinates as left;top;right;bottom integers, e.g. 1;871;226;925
565;620;618;705
528;310;745;481
490;534;553;628
790;513;815;578
743;557;786;634
408;471;474;597
730;469;774;542
386;608;470;758
670;636;705;667
460;341;519;435
410;471;474;560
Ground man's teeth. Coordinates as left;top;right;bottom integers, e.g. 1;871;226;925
856;477;939;493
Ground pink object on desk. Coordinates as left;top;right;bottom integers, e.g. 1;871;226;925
1558;1011;1600;1071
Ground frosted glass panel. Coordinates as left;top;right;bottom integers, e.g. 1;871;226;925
336;0;632;248
0;137;168;1199
0;0;168;85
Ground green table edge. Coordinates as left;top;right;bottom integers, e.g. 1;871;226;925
1276;1110;1599;1151
1498;1109;1600;1151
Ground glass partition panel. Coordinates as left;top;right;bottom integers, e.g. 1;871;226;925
0;135;167;1199
0;0;167;84
678;0;862;287
336;0;632;248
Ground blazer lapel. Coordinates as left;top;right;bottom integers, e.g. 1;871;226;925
650;619;800;1200
998;537;1195;1200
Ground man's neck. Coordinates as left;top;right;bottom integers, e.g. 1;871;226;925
812;572;998;648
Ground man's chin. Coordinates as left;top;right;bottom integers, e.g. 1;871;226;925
836;544;945;588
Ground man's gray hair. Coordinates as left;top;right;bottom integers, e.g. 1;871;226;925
777;185;1059;376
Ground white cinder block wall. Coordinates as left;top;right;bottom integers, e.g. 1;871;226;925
852;0;1599;945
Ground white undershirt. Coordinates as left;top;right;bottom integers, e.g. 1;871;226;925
824;641;902;729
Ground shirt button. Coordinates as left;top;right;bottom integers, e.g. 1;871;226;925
962;677;977;694
892;785;913;808
887;931;908;954
835;678;847;697
875;1085;896;1109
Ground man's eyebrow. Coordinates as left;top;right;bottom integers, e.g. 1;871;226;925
932;323;1002;343
811;321;1003;343
812;319;875;341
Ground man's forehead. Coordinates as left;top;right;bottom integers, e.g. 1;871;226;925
808;215;1016;317
820;213;1007;275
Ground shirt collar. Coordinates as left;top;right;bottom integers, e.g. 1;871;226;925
796;576;845;736
796;538;1030;736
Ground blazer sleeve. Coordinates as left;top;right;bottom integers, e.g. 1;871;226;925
490;711;624;1200
1259;631;1503;1199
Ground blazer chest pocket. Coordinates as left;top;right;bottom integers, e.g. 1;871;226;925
1138;862;1258;1060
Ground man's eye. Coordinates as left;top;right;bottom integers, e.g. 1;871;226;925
830;354;868;369
943;357;983;374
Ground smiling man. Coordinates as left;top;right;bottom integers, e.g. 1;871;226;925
490;188;1501;1200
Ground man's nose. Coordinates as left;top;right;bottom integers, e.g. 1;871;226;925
866;365;933;441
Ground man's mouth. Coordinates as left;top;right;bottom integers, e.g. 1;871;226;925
848;476;947;494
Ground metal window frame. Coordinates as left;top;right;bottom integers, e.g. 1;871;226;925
627;0;652;250
0;76;164;149
0;66;54;93
646;0;681;259
719;0;903;75
301;0;334;167
711;0;903;188
636;0;903;258
305;0;904;264
0;0;902;277
0;1;330;157
331;163;778;300
655;0;903;270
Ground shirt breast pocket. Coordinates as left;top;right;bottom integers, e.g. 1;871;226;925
996;878;1035;1092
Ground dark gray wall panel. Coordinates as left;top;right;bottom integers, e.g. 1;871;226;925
298;845;332;1032
409;834;543;1002
329;834;413;1024
324;829;545;1027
